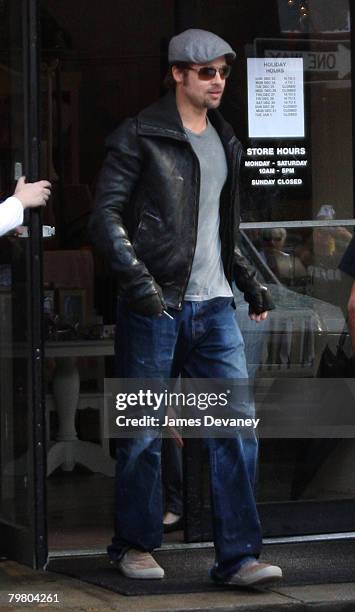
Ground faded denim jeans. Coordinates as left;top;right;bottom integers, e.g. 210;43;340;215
107;296;262;579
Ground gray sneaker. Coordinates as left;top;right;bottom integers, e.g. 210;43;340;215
115;549;165;579
225;561;283;586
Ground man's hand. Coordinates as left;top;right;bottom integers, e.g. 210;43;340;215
128;281;165;317
129;293;164;317
244;283;275;321
249;311;268;323
14;176;51;209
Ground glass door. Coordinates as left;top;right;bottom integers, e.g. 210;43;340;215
181;0;355;541
0;0;46;567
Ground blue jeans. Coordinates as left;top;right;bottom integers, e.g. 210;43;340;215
107;296;262;579
162;437;183;516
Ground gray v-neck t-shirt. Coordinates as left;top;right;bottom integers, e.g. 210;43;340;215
184;119;233;300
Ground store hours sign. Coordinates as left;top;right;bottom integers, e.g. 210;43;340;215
247;58;304;138
245;146;308;188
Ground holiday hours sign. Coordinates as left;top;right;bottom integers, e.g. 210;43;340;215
247;57;304;138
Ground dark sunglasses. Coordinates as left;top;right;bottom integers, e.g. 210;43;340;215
187;65;231;80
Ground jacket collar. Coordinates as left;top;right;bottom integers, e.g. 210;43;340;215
137;90;236;145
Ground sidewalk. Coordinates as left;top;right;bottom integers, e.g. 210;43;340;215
1;560;355;611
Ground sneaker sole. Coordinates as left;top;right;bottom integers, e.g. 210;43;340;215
226;568;283;587
117;565;165;580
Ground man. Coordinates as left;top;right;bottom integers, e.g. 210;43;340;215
0;176;51;237
90;29;282;586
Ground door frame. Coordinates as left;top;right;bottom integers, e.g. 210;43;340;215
0;0;47;569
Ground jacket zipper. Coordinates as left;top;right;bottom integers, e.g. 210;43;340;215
132;215;144;248
177;145;201;309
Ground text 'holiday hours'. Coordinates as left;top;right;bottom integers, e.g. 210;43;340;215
247;58;305;138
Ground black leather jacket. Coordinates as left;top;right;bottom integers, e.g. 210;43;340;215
90;91;274;314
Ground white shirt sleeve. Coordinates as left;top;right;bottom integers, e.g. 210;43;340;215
0;196;24;237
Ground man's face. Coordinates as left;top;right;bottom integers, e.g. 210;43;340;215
174;55;228;110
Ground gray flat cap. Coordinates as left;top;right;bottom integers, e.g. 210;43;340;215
168;29;236;65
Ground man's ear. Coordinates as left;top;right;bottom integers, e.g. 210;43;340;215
171;65;184;84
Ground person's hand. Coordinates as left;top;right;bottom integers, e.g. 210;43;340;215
128;281;165;317
14;176;51;209
128;293;164;317
244;284;275;319
249;311;268;323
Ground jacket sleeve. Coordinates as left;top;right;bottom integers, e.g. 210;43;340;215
89;119;159;303
233;150;275;315
0;196;24;237
233;241;275;314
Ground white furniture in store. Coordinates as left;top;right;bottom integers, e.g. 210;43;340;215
45;339;115;477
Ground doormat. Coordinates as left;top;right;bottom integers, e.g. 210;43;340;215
48;539;355;596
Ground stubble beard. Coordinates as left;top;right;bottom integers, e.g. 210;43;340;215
191;91;224;111
203;88;225;109
182;78;224;111
204;97;222;109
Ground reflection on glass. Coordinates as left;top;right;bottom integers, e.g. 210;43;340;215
234;225;354;504
242;224;352;305
259;227;307;289
278;0;350;34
